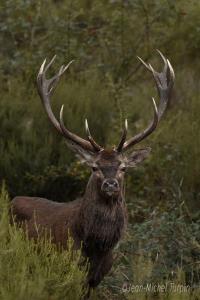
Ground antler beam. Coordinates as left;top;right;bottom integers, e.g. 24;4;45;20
37;56;102;152
117;50;175;152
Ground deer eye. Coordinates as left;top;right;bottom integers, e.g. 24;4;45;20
92;166;98;172
120;166;126;172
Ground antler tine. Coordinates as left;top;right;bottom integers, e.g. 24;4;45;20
116;119;128;152
49;61;74;95
121;50;174;152
59;105;89;146
38;58;47;76
156;49;167;69
44;55;57;73
37;56;101;152
85;119;102;151
167;59;175;91
122;98;158;150
137;56;151;71
59;108;102;151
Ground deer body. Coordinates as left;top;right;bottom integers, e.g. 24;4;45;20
11;51;174;296
11;151;128;289
11;197;82;248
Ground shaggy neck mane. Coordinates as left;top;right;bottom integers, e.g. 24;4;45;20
76;176;127;255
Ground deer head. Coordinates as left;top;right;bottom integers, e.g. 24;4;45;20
37;51;174;200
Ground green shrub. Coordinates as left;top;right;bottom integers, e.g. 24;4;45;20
98;208;200;299
0;184;87;300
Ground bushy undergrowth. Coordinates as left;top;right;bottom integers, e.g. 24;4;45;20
96;200;200;300
0;185;87;300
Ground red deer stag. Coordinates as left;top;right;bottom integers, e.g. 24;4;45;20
11;50;174;297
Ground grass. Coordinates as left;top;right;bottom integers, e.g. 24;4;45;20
0;184;87;300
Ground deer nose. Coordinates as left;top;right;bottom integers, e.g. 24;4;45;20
101;179;119;194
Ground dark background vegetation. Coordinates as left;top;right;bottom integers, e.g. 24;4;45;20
0;0;200;299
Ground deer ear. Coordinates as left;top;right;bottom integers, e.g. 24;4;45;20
125;147;151;167
65;141;96;165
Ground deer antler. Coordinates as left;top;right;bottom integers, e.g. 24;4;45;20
116;50;175;152
37;56;102;152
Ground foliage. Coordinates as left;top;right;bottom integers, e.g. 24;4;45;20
96;204;200;299
0;184;87;300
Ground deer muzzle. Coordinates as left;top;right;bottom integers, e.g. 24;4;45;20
101;178;120;196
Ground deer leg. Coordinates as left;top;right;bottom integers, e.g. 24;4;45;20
87;251;113;293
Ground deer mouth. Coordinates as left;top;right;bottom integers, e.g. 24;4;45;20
107;191;114;196
101;186;120;198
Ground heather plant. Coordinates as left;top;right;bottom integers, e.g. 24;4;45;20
0;184;87;300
